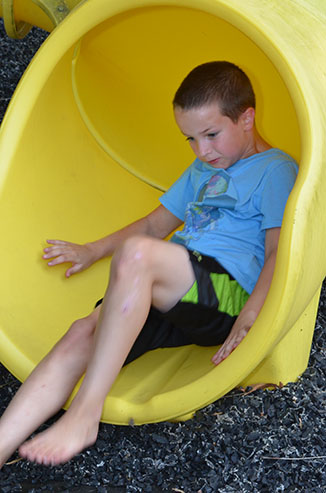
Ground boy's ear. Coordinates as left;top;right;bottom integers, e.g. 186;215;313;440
241;107;255;130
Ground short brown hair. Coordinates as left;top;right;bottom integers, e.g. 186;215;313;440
173;61;256;122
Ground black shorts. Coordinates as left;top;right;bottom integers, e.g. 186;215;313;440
95;249;249;366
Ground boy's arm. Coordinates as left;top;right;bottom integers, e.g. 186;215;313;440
43;205;183;278
211;227;281;366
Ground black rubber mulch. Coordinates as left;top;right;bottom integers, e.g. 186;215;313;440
1;19;326;493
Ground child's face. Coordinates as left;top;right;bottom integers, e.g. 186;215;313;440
174;103;255;169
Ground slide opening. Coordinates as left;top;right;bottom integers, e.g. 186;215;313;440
72;5;301;192
0;1;309;424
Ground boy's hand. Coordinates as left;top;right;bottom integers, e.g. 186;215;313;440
211;309;257;366
43;239;97;278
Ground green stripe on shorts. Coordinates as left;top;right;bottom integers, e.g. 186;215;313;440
181;274;249;318
181;281;199;304
210;273;249;317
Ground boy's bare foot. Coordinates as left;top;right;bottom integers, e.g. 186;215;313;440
18;404;101;466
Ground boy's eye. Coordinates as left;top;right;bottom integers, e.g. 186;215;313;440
186;136;194;142
207;132;218;139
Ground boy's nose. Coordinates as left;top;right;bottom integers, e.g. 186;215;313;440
197;140;212;160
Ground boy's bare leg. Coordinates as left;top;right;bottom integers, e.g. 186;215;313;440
0;308;100;469
18;236;195;466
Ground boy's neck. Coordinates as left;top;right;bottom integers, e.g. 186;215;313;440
251;128;272;155
240;128;272;162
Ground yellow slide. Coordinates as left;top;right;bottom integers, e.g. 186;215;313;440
0;0;325;425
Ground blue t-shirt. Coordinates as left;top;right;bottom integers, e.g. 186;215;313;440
160;148;298;294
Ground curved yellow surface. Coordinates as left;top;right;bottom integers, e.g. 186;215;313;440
0;0;326;425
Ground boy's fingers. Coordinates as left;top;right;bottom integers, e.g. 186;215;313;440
46;239;69;245
47;254;71;266
212;346;233;365
43;250;69;260
212;345;227;365
44;245;73;254
43;245;80;261
212;337;239;365
65;264;82;278
212;328;250;365
43;246;66;257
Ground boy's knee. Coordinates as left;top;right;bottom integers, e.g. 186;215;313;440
112;235;154;278
70;316;94;336
60;315;95;353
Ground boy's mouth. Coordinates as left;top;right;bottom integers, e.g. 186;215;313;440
207;158;221;165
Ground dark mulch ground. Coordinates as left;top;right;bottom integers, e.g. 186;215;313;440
1;19;326;493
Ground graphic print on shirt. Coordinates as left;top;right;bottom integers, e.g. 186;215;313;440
204;173;229;198
175;173;232;243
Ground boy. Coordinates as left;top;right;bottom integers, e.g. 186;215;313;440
0;61;298;468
